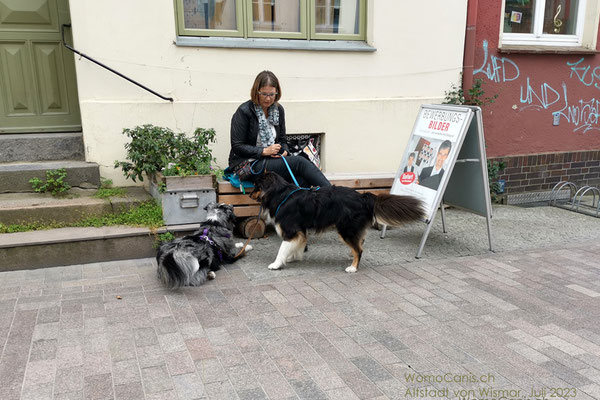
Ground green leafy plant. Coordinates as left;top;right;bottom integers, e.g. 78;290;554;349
443;76;503;201
95;178;126;198
114;125;218;182
158;232;175;242
76;200;163;227
29;168;71;196
443;77;498;107
488;160;506;202
153;231;175;249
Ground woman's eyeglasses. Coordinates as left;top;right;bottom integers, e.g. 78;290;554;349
258;92;278;98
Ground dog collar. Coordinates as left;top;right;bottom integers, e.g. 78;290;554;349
199;228;224;261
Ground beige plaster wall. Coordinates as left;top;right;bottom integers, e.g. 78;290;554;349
69;0;468;185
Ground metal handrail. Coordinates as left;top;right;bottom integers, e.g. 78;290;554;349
61;24;174;102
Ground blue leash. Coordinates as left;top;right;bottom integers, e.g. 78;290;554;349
281;156;300;187
274;157;319;217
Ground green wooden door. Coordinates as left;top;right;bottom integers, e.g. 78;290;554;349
0;0;81;133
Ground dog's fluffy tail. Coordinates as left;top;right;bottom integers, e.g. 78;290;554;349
157;251;208;288
373;193;425;226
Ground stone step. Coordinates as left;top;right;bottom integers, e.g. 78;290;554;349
0;132;85;163
0;185;205;271
0;160;101;193
0;223;201;272
0;187;151;225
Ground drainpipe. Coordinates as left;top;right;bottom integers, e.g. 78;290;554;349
462;0;478;103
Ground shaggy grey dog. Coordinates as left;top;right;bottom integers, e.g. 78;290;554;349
156;202;252;288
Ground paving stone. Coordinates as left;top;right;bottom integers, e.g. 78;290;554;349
257;371;297;399
288;379;328;400
226;363;261;393
21;383;53;400
141;365;173;394
109;338;137;362
83;373;114;400
114;382;145;400
29;338;58;362
135;327;160;347
242;350;279;374
339;370;384;399
23;359;56;386
57;345;84;368
350;356;395;383
204;380;239;400
158;332;188;353
305;364;346;391
145;390;178;400
82;351;111;377
54;367;84;394
237;387;269;400
165;350;196;376
195;358;227;384
172;373;206;400
112;359;142;385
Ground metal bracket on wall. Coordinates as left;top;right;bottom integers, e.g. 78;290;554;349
61;24;174;102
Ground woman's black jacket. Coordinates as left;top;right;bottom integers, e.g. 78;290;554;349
228;100;289;169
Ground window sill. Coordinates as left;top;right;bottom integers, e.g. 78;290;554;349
499;44;599;54
174;36;376;52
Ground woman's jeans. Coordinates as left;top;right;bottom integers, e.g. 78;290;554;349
259;156;330;187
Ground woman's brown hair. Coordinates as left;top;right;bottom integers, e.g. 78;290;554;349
250;70;282;104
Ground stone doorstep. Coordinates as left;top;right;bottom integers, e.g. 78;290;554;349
0;160;101;193
0;187;152;225
0;132;85;163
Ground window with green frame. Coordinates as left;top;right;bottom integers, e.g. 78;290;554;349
175;0;367;41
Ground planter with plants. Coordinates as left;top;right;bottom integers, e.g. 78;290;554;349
115;124;219;225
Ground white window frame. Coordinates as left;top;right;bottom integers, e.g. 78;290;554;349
500;0;600;51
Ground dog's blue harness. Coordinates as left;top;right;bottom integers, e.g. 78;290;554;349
274;157;320;218
199;228;229;261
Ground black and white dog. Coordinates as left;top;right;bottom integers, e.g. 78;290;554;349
156;202;252;288
250;172;424;273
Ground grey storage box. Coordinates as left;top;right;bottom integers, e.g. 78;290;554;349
148;172;216;225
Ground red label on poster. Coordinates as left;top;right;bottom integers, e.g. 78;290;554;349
400;172;415;185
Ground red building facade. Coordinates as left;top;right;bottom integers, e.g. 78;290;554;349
467;0;600;201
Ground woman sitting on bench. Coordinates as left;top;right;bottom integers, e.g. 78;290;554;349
228;70;330;188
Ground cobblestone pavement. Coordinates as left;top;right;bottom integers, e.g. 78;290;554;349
1;205;600;399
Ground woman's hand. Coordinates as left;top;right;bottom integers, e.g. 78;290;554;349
262;144;282;157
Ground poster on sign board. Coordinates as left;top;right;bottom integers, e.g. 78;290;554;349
391;105;473;221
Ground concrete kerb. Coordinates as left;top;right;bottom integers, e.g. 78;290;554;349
0;223;201;272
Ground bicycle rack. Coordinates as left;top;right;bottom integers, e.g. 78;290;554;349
550;181;600;218
549;181;577;206
575;186;600;217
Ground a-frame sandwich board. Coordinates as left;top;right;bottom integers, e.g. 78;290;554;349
382;104;493;258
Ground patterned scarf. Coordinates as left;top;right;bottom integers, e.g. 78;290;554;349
254;103;279;147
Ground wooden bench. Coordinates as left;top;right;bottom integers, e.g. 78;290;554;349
217;173;395;238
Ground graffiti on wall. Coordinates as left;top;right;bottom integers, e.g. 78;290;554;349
474;40;600;133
